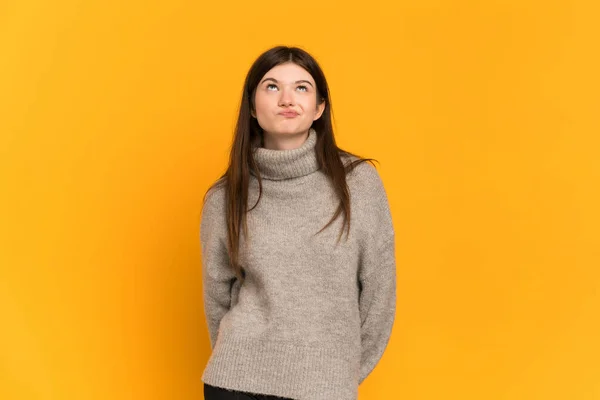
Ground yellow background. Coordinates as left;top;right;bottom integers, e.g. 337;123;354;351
1;0;599;399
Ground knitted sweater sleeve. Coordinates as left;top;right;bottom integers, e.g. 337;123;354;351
200;187;236;349
355;164;397;385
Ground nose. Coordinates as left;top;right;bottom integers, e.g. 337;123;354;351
278;86;295;107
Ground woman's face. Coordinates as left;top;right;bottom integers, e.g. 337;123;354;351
253;62;325;140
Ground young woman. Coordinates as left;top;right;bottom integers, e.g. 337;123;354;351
200;46;396;400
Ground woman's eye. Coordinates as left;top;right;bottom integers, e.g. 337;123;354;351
266;84;278;91
297;85;308;92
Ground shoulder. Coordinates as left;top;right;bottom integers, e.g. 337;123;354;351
341;154;395;241
202;179;227;219
339;152;386;197
200;179;228;241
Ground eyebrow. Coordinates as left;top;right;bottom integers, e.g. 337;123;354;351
260;77;314;88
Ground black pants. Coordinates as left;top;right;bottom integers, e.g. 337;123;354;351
204;383;294;400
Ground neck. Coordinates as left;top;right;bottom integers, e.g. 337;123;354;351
262;130;310;150
252;128;319;181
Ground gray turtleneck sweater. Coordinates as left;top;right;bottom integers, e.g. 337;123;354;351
200;128;396;400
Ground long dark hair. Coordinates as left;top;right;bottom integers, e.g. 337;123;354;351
205;46;374;282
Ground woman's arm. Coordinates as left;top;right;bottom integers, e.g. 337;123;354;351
358;235;396;384
353;163;397;384
200;188;236;349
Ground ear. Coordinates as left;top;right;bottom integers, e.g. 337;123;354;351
313;99;326;121
250;108;256;118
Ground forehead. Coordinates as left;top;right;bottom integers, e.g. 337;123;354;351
261;62;314;83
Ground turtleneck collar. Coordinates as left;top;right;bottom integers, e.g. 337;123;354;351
252;128;320;181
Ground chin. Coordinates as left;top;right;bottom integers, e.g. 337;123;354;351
271;127;308;136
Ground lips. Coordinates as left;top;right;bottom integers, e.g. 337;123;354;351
279;111;299;117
